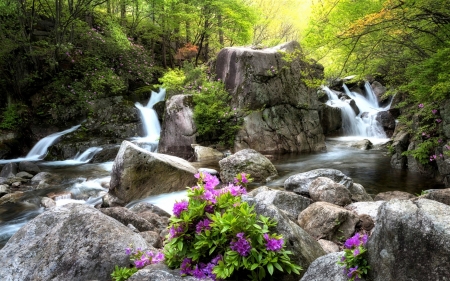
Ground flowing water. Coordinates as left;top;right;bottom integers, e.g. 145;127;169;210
0;85;445;249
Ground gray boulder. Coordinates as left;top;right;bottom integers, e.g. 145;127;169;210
348;183;373;202
247;187;311;221
128;264;204;281
284;168;353;196
16;171;34;179
300;252;366;281
0;163;17;178
219;149;277;183
243;198;326;279
317;239;340;254
345;201;385;224
390;126;410;169
349;139;373;150
0;203;148;281
309;177;352;206
297;201;359;243
375;111;396;137
100;207;156;232
18;161;41;175
109;140;198;203
319;103;342;135
158;95;196;160
192;144;224;161
373;190;415;201
367;199;450;281
421;188;450;206
213;41;326;153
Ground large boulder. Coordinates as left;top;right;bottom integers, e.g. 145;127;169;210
242;198;326;279
367;199;450;281
421;188;450;206
158;95;196;160
100;207;156;232
213;41;326;153
348;183;373;202
309;177;352;206
192;144;224;162
318;104;342;135
0;203;148;281
297;202;359;243
109;140;198;203
375;111;396;137
285;169;353;196
219;149;277;183
345;201;385;224
390;126;410;169
300;252;366;281
0;163;17;178
373;190;415;201
128;264;203;281
18;161;41;175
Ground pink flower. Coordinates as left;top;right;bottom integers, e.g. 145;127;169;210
418;103;424;108
432;109;438;114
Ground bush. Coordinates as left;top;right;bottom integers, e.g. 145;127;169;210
0;103;25;130
163;172;301;281
337;233;370;281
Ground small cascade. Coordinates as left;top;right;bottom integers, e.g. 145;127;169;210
133;88;166;152
54;194;72;201
73;147;103;162
323;83;388;138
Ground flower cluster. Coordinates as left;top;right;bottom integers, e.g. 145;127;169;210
337;233;370;281
125;246;165;269
163;172;301;281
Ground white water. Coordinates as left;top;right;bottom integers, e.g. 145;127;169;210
324;82;390;138
0;125;81;164
41;147;103;166
133;88;166;151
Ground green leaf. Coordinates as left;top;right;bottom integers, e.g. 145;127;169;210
274;262;283;272
267;263;274;275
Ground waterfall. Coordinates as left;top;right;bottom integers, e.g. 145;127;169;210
133;88;166;152
41;146;103;166
0;124;81;164
323;83;387;138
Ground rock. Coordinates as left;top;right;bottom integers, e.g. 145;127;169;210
344;98;360;116
158;95;196;160
299;252;365;281
390;126;410;169
219;149;278;183
243;198;326;278
128;264;203;281
197;168;219;177
421;188;450;206
109;140;198;203
297;202;359;243
16;171;34;179
345;201;385;224
248;188;312;221
349;139;373;150
284;169;353;196
309;177;352;206
348;183;373;202
0;184;9;197
18;161;41;175
102;192;125;207
319;104;342;135
371;81;387;104
213;41;326;153
0;203;149;281
91;144;121;163
30;172;53;185
317;239;340;254
357;214;375;232
100;207;156;232
128;202;171;218
137;211;169;234
0;163;17;178
373;190;415;201
0;191;24;205
367;199;450;281
192;145;224;161
40;197;56;208
140;231;163;248
376;111;396;137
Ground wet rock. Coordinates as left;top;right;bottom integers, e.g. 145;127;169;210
348;183;373;202
284;168;353;196
40;196;56;208
18;161;41;175
91;144;121;163
192;144;224;161
367;199;450;281
319;104;342;135
219;149;278;183
16;171;34;179
0;163;17;178
373;191;415;201
376;111;396;137
309;177;352;206
344;98;360;116
102;192;125;207
158;94;196;160
30;172;53;185
299;252;364;281
100;207;156;232
0;203;149;281
350;139;373;150
109;140;198;203
390;127;410;169
0;191;24;205
297;201;359;243
0;184;10;197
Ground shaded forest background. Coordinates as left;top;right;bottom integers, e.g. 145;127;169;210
0;0;449;147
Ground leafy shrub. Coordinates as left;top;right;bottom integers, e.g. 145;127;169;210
158;68;186;92
163;172;301;281
111;265;137;281
0;103;25;130
337;233;370;281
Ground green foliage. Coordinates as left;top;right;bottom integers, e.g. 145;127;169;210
0;103;26;130
158;69;186;92
111;265;137;281
337;233;370;281
163;172;302;281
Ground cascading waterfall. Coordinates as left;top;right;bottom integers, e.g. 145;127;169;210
0;124;81;164
323;82;391;138
133;88;166;152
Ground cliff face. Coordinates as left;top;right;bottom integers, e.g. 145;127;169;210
211;41;326;153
